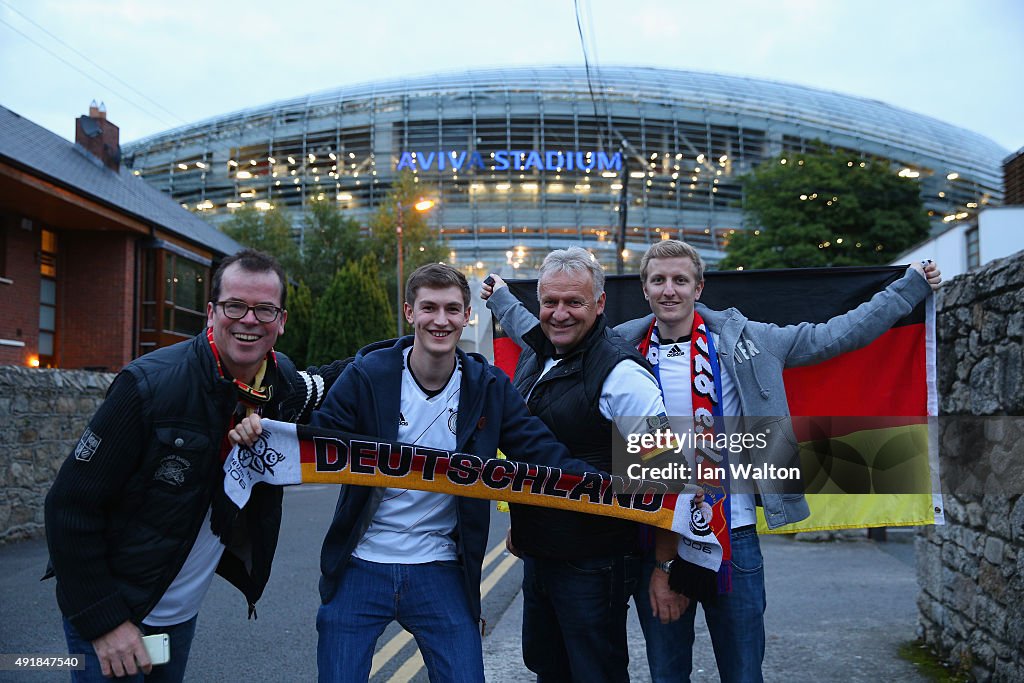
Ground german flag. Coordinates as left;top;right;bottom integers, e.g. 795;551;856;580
490;265;942;532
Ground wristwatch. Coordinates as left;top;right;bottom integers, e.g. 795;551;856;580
656;558;675;575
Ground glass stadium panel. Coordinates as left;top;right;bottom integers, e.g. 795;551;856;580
123;66;1007;276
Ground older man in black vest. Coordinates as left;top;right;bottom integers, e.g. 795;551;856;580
482;247;676;683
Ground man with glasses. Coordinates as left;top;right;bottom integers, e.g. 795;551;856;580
45;249;345;682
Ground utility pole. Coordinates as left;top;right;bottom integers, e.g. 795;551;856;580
616;146;629;275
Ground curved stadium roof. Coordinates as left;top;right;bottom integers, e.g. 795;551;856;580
129;65;1006;190
124;66;1006;274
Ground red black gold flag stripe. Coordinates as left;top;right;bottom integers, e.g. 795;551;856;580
491;265;941;532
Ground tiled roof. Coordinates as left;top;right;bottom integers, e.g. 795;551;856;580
0;105;240;256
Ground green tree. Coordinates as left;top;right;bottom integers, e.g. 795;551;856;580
720;147;930;270
274;280;313;367
368;172;447;332
219;206;300;275
300;199;367;297
307;255;393;364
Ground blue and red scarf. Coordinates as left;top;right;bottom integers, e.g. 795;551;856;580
639;310;732;600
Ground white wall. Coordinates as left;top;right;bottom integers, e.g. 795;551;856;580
457;276;494;360
979;207;1024;264
898;224;970;278
893;206;1024;279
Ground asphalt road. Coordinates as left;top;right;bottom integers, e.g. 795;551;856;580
1;487;924;682
0;486;521;683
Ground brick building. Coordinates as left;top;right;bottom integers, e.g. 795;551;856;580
1005;146;1024;205
0;104;240;371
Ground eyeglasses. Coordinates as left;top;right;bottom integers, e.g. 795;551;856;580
215;300;282;323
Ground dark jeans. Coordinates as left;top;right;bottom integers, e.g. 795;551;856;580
521;553;639;683
62;616;197;683
633;525;767;683
316;557;484;683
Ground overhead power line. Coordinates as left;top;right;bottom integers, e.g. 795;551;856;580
0;1;185;127
573;0;608;151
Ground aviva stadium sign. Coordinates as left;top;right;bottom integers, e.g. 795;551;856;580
395;149;622;173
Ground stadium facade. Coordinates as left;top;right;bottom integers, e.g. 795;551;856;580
124;66;1007;275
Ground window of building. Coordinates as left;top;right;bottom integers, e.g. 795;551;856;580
138;245;209;355
965;226;980;270
0;222;8;281
39;228;58;366
163;252;207;334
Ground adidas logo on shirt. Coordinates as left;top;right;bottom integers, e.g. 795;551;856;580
666;345;684;358
398;412;409;427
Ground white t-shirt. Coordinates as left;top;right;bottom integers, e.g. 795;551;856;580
353;348;460;564
654;335;755;529
144;508;224;627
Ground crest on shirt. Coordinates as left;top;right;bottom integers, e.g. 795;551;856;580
154;454;190;486
448;408;458;435
74;429;102;462
237;430;284;475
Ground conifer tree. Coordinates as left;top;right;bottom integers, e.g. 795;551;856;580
274;280;313;367
307;256;393;363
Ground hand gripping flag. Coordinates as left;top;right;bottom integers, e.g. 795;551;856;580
223;420;723;563
492;265;943;533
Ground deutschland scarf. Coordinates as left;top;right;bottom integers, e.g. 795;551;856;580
223;420;710;537
638;311;731;601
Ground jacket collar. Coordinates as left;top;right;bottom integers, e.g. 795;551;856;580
192;330;231;394
192;329;287;398
353;336;492;447
615;304;747;347
354;335;486;383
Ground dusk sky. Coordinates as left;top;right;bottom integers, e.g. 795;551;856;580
1;0;1021;152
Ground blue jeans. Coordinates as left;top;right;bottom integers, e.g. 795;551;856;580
62;616;197;683
521;554;639;683
316;557;484;683
633;526;766;683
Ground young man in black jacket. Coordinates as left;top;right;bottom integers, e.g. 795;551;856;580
45;249;343;682
310;263;597;683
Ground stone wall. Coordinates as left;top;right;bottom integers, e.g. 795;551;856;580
0;367;113;542
917;250;1024;682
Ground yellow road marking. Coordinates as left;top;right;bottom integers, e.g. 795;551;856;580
386;552;521;682
481;537;507;572
479;552;520;599
368;540;515;678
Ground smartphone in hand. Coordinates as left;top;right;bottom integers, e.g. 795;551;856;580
141;633;170;666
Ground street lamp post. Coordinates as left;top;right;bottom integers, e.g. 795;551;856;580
396;201;405;337
396;199;436;336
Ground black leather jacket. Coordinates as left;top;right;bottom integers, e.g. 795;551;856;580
45;333;341;640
